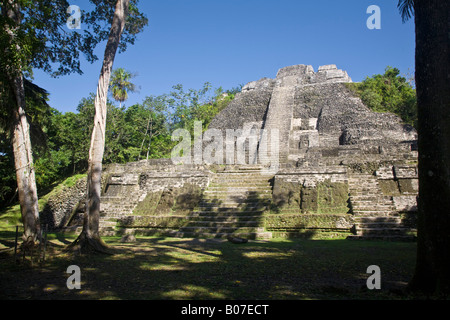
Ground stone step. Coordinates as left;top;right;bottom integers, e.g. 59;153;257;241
355;227;417;236
203;189;272;195
99;220;118;227
352;210;397;216
197;202;268;209
212;177;271;181
214;171;271;176
349;195;393;202
235;166;267;171
101;195;141;200
204;188;272;194
100;207;134;212
206;186;272;191
129;229;273;240
350;197;393;202
355;222;404;229
186;216;264;222
351;204;396;211
208;183;271;189
100;212;133;218
201;197;271;203
347;235;416;241
179;226;265;233
355;216;402;223
349;187;381;193
210;176;271;181
190;210;266;216
101;204;136;210
348;177;378;182
212;172;271;176
202;193;272;202
101;210;134;215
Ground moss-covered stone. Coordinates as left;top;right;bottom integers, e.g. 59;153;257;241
271;230;352;240
378;180;401;195
173;184;203;213
156;189;176;214
397;179;416;194
133;191;163;216
118;215;188;229
300;187;318;213
265;213;354;231
348;162;381;175
271;179;349;214
316;180;349;214
272;180;301;211
133;183;204;216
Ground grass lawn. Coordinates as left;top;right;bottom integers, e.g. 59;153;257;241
0;230;419;301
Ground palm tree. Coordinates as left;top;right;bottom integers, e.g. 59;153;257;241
109;68;137;108
398;0;414;22
398;0;450;296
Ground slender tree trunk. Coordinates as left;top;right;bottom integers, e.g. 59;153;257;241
11;74;41;246
69;0;130;253
409;0;450;296
146;119;153;160
139;113;152;160
4;1;41;245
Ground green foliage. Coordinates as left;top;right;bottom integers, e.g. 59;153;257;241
0;131;16;206
0;79;53;205
109;68;138;106
0;0;147;209
0;0;148;78
349;66;417;127
166;83;238;138
398;0;414;23
0;81;238;209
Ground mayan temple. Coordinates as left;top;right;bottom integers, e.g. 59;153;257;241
43;64;419;241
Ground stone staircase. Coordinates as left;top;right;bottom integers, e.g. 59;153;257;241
175;167;274;239
347;172;416;241
95;167;274;239
64;189;145;236
261;76;297;164
99;186;146;236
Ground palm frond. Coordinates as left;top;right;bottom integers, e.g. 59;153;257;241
398;0;414;23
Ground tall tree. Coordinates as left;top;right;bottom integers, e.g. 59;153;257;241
2;1;42;245
0;0;147;246
109;68;137;108
398;0;450;296
0;78;50;209
71;0;132;253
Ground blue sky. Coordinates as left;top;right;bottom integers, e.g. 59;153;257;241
32;0;415;114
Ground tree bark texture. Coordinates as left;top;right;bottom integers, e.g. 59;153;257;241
409;0;450;295
4;1;41;245
75;0;130;252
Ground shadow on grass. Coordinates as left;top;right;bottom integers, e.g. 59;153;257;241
0;233;419;300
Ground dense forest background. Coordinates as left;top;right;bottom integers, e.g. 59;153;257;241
0;66;416;209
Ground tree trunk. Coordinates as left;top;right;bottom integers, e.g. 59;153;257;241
4;1;41;246
69;0;130;253
409;0;450;296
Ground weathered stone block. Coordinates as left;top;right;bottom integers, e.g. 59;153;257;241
272;180;301;210
397;179;418;194
317;180;349;214
378;180;400;195
300;187;318;213
265;214;354;231
393;195;418;212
